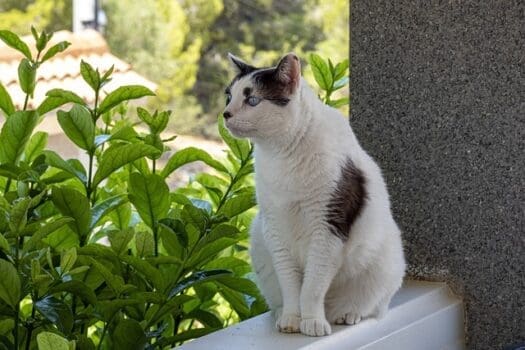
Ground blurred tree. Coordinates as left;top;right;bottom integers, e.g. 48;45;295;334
0;0;71;34
191;0;325;136
1;0;349;137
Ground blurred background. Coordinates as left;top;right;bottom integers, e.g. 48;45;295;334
0;0;349;140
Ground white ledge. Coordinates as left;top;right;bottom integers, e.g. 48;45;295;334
177;281;465;350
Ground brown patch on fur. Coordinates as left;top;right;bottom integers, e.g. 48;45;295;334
326;159;367;241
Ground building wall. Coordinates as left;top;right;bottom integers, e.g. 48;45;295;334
350;1;524;349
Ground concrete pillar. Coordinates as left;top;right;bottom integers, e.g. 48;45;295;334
350;1;524;349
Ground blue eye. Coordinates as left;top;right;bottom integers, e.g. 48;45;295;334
246;96;261;106
226;93;232;106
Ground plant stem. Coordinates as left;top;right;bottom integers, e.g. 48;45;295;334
23;94;29;111
14;232;20;349
24;300;36;350
4;178;11;193
97;324;108;350
153;224;159;257
14;305;19;349
152;159;156;174
87;152;94;201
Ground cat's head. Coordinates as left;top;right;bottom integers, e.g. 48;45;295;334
223;53;302;140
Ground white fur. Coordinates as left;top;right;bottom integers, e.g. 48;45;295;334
224;55;406;337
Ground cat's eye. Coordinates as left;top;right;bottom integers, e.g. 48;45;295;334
225;93;232;106
246;96;261;107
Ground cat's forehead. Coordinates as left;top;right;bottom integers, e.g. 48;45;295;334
227;74;253;96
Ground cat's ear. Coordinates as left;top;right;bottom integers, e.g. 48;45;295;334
275;53;301;92
228;53;256;75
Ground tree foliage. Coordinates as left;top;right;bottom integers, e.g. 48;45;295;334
1;0;349;137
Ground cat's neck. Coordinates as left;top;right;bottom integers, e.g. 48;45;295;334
253;80;322;157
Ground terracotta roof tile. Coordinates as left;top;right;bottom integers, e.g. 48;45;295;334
0;30;157;110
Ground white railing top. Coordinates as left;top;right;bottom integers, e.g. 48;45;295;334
176;280;465;350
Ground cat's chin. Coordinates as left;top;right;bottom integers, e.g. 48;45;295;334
225;124;255;138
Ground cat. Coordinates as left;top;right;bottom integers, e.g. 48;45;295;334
223;52;406;337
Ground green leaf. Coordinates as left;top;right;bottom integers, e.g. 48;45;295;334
48;280;97;306
90;194;127;230
80;60;99;91
112;318;147;350
37;89;85;115
87;257;124;294
37;332;70;350
0;30;32;60
218;115;251;161
108;228;134;255
216;276;261;297
333;59;349;81
159;218;188;248
98;85;154;115
205;257;251;276
168;269;232;298
51;186;90;238
0;82;15;116
128;173;169;228
18;58;36;95
96;299;142;322
41;41;70;62
0;234;9;254
158;328;218;347
120;255;164;291
9;197;32;234
0;111;39;164
0;259;20;308
24;131;48;162
184;309;223;328
309;53;333;91
109;202;132;230
92;143;160;187
24;217;74;251
135;231;154;258
219;285;251;319
328;97;350;108
35;296;73;334
57;104;95;151
60;247;77;273
217;193;256;219
161;147;228;178
181;204;208;235
43;150;87;184
43;226;79;252
33;28;52;53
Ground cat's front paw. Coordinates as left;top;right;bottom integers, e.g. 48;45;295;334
300;317;331;336
276;313;301;333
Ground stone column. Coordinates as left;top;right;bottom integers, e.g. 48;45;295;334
350;1;524;349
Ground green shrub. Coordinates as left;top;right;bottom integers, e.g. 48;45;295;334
0;27;349;350
0;28;264;350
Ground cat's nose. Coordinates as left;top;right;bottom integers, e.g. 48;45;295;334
223;111;233;120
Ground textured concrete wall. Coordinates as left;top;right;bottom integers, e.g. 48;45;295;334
350;1;524;349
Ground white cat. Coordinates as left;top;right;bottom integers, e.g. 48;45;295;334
223;53;406;337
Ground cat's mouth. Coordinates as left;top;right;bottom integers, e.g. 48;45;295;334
225;121;255;137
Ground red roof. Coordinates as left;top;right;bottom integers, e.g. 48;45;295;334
0;29;157;110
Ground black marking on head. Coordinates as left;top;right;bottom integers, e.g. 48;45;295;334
243;87;252;97
326;159;367;241
251;69;291;106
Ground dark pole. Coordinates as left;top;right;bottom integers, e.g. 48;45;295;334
94;0;99;31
